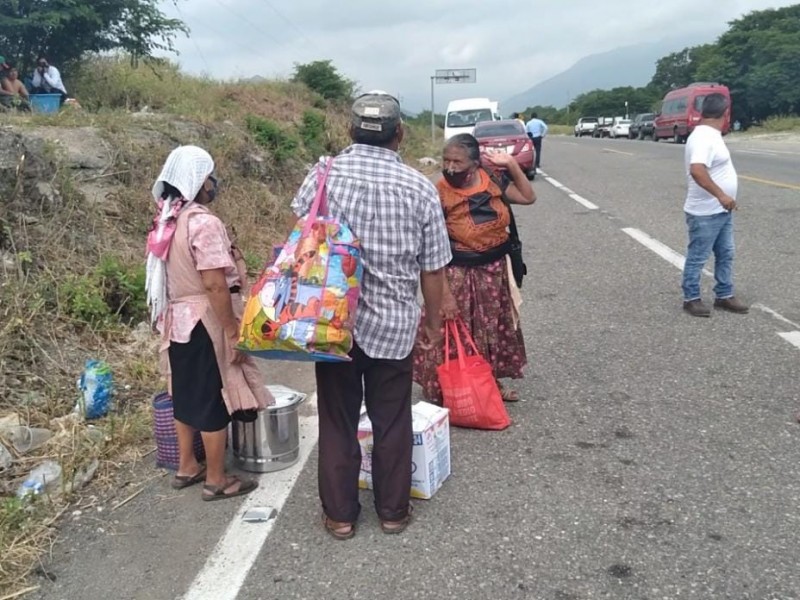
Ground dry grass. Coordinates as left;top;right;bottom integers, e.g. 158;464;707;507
0;56;440;595
548;124;573;136
757;115;800;133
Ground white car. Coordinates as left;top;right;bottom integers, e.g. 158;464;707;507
573;117;598;137
609;117;631;138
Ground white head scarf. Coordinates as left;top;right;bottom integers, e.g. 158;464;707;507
151;145;215;204
146;145;215;325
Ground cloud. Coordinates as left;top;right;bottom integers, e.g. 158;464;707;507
160;0;798;112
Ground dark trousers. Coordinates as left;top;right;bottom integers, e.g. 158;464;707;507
315;342;413;523
531;136;543;168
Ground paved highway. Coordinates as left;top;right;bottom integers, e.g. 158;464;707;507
31;134;800;600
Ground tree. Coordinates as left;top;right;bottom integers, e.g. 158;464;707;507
699;5;800;122
650;44;717;93
519;105;570;125
0;0;187;75
292;60;356;103
568;86;661;118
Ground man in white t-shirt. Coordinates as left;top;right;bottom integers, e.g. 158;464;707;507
681;93;748;317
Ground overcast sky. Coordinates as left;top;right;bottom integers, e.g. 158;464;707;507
160;0;797;112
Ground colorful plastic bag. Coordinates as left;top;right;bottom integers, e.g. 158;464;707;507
76;360;113;420
238;158;363;361
436;320;511;430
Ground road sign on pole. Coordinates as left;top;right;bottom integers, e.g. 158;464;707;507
434;68;477;84
430;68;477;144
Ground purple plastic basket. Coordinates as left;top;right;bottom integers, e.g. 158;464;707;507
152;391;205;470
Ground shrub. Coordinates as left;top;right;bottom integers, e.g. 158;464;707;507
292;60;355;103
60;256;147;327
246;115;300;163
299;110;327;158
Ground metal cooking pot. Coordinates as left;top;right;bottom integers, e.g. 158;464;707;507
230;386;307;473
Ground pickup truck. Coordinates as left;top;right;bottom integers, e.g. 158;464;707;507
629;113;656;140
592;117;614;138
573;117;598;137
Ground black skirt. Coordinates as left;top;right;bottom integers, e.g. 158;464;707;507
168;321;231;432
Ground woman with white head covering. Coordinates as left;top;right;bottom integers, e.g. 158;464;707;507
147;145;272;500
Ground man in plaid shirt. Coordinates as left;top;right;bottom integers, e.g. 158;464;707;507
291;91;451;539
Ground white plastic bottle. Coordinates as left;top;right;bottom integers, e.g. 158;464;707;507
16;460;63;499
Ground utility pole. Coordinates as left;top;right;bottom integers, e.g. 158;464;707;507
430;76;436;145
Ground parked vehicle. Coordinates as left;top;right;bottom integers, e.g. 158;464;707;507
609;117;631;138
445;98;501;140
629;113;656;139
473;119;536;180
574;117;598;137
653;83;731;143
592;117;614;138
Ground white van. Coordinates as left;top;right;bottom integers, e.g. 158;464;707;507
444;98;500;140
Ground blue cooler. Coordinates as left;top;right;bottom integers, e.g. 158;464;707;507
30;94;61;114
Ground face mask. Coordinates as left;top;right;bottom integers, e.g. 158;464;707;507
442;168;472;188
206;175;218;202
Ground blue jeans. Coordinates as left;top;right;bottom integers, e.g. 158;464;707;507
682;211;735;301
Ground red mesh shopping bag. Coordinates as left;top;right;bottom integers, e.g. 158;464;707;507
436;319;511;430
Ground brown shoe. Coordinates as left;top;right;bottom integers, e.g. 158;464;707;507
683;299;711;318
714;297;749;314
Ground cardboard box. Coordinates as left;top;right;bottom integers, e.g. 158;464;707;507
358;401;451;500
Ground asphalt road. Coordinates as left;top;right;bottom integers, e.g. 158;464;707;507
30;134;800;600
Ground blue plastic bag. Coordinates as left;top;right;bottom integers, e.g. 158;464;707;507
76;360;113;419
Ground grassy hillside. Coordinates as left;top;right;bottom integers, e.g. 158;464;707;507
0;56;438;593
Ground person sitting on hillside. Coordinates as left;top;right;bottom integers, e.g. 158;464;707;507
0;55;15;110
1;64;31;111
31;55;68;104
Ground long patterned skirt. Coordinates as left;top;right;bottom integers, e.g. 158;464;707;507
413;257;527;403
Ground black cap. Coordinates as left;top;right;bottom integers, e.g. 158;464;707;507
351;91;402;133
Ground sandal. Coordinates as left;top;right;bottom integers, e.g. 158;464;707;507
202;476;258;502
380;505;414;535
322;514;356;541
171;466;207;490
498;384;521;403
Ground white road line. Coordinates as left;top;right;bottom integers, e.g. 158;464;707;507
778;331;800;350
542;175;598;210
621;227;714;276
568;193;599;210
184;394;319;600
545;176;565;189
755;304;800;330
622;227;800;349
621;228;687;271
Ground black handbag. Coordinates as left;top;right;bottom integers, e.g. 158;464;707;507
484;169;527;288
506;206;527;288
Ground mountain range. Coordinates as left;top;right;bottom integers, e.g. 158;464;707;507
503;33;720;112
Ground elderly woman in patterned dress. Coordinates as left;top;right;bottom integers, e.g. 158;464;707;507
146;145;272;500
413;133;536;402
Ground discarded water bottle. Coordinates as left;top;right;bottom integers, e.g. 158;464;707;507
76;360;113;419
16;460;63;499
